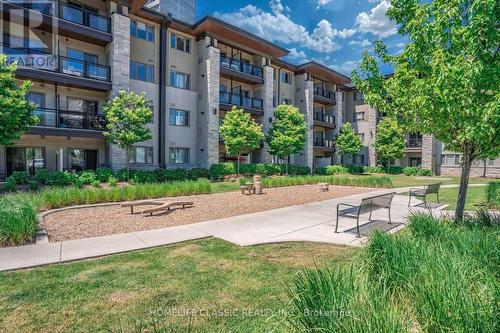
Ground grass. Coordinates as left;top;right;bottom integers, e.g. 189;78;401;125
0;239;354;332
0;194;40;246
284;212;499;332
438;186;487;210
262;175;393;188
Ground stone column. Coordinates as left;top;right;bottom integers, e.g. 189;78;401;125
260;65;274;163
303;79;314;169
107;12;130;171
421;134;434;170
333;91;344;164
366;106;378;166
196;37;220;167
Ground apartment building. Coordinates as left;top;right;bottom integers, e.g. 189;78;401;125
0;0;497;178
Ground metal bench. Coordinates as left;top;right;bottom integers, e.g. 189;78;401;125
335;192;396;237
408;182;442;207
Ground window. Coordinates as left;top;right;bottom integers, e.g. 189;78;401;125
130;146;154;164
170;70;190;89
353;91;364;101
130;61;154;82
170;33;190;53
169;148;190;164
169;109;190;127
68;148;85;171
355;112;365;121
281;72;292;84
442;154;461;166
355;155;365;165
130;20;155;42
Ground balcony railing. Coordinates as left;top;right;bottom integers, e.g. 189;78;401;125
220;91;264;110
406;138;423;148
6;1;111;32
32;108;106;131
313;86;336;101
314;138;334;148
2;45;111;82
220;55;263;78
313;113;335;125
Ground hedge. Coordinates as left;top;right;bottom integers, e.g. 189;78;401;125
209;163;311;180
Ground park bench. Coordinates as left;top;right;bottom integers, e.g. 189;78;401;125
408;182;442;207
335;192;396;237
121;200;164;214
121;200;193;215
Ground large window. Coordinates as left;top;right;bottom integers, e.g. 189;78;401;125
130;146;154;164
6;147;45;176
170;70;190;89
169;109;190;127
355;112;365;121
169;148;189;165
281;72;292;84
130;61;154;83
130;20;155;42
68;149;98;171
353;91;364;101
170;33;191;53
442;154;461;166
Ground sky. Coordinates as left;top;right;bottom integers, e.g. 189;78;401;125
196;0;405;76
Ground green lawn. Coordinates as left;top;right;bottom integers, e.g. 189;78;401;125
437;186;486;210
0;239;353;333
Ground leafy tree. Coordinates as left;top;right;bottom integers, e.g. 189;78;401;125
103;91;152;179
219;107;264;175
266;104;307;174
0;54;37;145
373;117;405;170
336;122;363;164
352;0;500;220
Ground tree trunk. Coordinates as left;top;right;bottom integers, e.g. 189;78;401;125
125;146;130;181
285;157;289;176
455;148;472;221
237;153;241;176
482;159;487;178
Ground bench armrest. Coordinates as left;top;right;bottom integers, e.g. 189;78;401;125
337;202;359;209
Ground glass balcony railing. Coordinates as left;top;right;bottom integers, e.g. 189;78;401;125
6;1;110;33
220;91;264;110
32;108;106;131
313;113;335;125
313;86;336;101
2;45;111;82
220;55;264;79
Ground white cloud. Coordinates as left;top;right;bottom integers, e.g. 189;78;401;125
285;48;307;60
355;0;397;38
336;28;357;39
214;0;341;52
316;0;332;9
348;39;371;47
329;60;360;75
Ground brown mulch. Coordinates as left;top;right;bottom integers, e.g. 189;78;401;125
43;185;374;242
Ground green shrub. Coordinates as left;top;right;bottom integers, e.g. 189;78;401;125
262;175;392;189
387;166;404;174
3;177;17;191
10;171;30;185
115;168;130;181
95;167;114;182
77;170;97;185
326;165;349;174
403;166;419;176
485;181;500;208
417;168;433;176
28;180;39;191
209;163;235;180
108;176;118;187
363;165;385;173
91;180;101;188
34;169;50;184
46;171;72;187
346;165;364;174
0;195;40;246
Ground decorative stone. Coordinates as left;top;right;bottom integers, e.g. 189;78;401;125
317;182;329;192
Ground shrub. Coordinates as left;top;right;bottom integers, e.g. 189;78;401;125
186;167;210;180
325;165;349;174
3;177;17;192
10;171;30;185
115;168;130;182
0;195;40;246
108;176;118;187
262;175;392;189
417;168;433;176
209;163;235;180
91;180;101;188
387;166;404;174
347;165;364;174
403;166;419;176
28;180;39;191
485;181;500;208
34;169;50;185
131;170;157;184
363;165;385;174
46;171;72;187
77;170;97;185
209;163;307;179
95;167;114;182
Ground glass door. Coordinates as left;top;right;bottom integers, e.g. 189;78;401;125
6;148;45;176
27;92;45;126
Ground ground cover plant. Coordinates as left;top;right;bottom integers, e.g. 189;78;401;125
283;211;499;332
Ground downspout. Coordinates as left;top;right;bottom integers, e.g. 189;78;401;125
158;14;172;168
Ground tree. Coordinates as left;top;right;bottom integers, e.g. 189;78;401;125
352;0;500;220
0;54;37;145
373;117;405;170
103;91;152;179
336;122;363;164
266;104;307;174
219;107;264;175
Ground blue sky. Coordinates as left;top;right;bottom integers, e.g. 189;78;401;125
196;0;404;76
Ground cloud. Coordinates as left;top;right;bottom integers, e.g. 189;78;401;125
329;60;360;75
214;0;341;52
284;48;307;61
348;39;371;47
355;0;397;38
316;0;332;9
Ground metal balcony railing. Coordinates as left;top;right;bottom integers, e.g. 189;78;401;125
219;91;264;110
313;113;335;125
220;55;263;78
406;138;423;148
32;107;106;131
313;86;336;101
314;138;334;148
2;45;111;82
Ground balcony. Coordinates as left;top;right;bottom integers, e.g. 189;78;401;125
3;45;112;91
313;113;336;128
220;55;264;85
313;86;336;105
219;91;264;116
2;1;112;45
314;138;335;151
29;108;106;138
405;138;423;151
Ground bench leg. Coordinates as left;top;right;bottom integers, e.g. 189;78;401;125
131;207;134;214
335;205;340;233
368;210;373;221
356;215;360;238
388;207;392;224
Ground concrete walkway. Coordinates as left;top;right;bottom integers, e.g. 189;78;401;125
0;185;463;272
